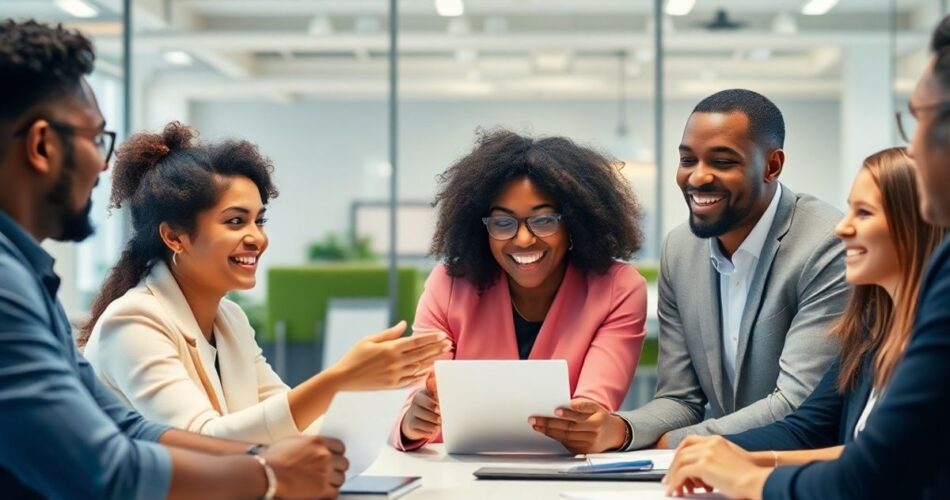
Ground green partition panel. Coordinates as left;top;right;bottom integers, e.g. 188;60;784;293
266;265;425;342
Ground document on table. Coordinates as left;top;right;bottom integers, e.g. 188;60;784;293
560;491;726;499
584;449;676;470
320;388;410;479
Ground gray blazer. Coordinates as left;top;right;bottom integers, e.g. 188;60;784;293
620;185;848;449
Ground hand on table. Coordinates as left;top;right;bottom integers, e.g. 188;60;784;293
528;398;628;454
400;372;441;442
262;436;349;499
663;435;771;499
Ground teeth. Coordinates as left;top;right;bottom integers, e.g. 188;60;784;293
846;249;866;257
691;194;724;206
232;256;257;265
511;252;544;265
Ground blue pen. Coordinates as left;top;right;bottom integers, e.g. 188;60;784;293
566;459;654;474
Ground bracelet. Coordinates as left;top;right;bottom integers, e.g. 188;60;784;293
612;415;633;451
771;450;779;468
251;454;278;500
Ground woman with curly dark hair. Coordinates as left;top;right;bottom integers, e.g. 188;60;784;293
395;129;648;452
80;122;449;444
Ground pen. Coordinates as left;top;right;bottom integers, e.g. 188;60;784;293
566;459;654;474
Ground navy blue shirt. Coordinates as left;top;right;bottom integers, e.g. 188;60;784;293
761;236;950;499
0;211;172;499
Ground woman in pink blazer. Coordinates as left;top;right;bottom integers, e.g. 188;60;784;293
396;129;648;452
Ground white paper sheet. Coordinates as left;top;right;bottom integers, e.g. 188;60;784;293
585;449;677;470
561;490;725;499
320;388;410;478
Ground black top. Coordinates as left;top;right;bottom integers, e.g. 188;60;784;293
513;306;542;360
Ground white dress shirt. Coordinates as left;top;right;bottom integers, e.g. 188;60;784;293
854;387;879;439
709;184;782;389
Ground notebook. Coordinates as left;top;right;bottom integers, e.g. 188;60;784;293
340;475;422;499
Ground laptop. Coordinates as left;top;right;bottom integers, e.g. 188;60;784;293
435;359;571;454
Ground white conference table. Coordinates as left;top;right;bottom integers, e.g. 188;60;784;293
356;445;688;500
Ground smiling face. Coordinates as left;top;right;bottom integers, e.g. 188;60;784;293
835;168;900;294
486;176;569;291
677;111;780;244
174;175;269;294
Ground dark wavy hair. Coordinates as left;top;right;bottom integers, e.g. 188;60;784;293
431;129;644;291
78;122;278;345
0;19;94;125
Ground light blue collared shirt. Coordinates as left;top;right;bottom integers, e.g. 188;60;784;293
0;210;172;499
708;184;782;389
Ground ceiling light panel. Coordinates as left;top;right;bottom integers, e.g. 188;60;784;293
54;0;99;18
435;0;465;17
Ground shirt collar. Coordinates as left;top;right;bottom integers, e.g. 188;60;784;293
0;210;60;295
709;184;783;274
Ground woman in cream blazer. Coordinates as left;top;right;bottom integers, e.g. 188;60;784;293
84;261;302;443
81;123;448;444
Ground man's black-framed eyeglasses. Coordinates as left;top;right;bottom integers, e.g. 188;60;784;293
895;101;950;143
481;213;563;240
12;119;117;164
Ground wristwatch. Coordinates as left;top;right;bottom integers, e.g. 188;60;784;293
245;443;267;456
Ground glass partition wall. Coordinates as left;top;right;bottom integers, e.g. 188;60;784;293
3;0;942;392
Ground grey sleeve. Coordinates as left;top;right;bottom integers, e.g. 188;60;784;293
616;235;708;449
663;234;846;446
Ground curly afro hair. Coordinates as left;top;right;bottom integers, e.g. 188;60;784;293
79;122;279;345
431;128;644;291
0;19;95;124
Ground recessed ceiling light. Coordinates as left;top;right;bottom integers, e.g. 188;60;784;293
163;51;194;66
665;0;695;17
435;0;464;17
54;0;99;18
802;0;839;16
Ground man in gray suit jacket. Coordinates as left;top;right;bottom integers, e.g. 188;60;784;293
531;89;847;453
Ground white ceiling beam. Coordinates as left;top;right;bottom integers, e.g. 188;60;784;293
189;49;256;78
96;30;929;54
148;72;845;100
172;0;929;17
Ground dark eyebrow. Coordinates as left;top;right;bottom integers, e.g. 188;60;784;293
221;207;250;215
678;145;693;153
708;146;742;156
489;204;557;214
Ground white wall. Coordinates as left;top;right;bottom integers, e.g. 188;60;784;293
190;97;843;298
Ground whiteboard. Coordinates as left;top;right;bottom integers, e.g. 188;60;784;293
351;201;436;257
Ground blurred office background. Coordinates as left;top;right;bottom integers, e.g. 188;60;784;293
3;0;946;407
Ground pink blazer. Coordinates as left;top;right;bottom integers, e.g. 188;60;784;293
393;261;648;450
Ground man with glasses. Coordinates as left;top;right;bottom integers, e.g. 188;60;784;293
0;19;348;499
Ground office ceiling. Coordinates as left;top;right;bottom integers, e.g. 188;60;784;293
1;0;942;100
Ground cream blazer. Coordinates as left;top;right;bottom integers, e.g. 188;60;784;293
83;261;301;444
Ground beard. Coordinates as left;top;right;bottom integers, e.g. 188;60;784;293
47;141;96;243
685;181;761;239
688;203;742;239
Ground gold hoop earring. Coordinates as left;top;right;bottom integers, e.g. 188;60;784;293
172;251;180;267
